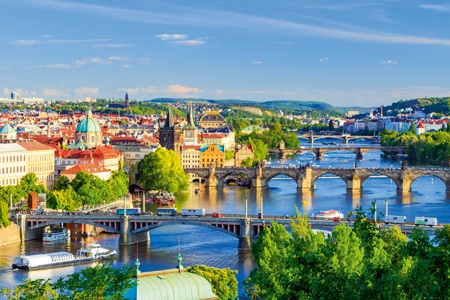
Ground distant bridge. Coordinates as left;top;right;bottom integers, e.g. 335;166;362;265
17;214;441;247
185;165;450;192
296;132;380;144
267;145;405;159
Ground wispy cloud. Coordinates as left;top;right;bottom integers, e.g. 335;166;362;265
419;4;450;12
155;34;207;46
10;38;110;46
75;87;99;96
91;43;134;48
253;61;263;64
319;57;329;63
14;0;450;46
43;88;68;97
35;56;130;69
382;60;398;64
154;34;188;41
165;84;202;93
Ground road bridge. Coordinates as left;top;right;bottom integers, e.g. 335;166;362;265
16;214;441;248
185;165;450;192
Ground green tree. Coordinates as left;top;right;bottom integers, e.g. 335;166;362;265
53;175;71;191
0;201;10;228
1;264;136;299
187;265;238;300
224;149;235;161
136;147;189;193
248;138;268;163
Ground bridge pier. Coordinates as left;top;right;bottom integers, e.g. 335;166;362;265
238;219;252;251
19;215;46;241
345;175;362;192
297;167;313;190
119;216;150;246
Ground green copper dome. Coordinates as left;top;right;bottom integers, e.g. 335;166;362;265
76;111;101;133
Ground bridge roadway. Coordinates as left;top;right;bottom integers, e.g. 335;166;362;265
185;165;450;192
296;133;380;144
16;213;441;249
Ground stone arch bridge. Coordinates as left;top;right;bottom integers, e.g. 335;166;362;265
185;165;450;193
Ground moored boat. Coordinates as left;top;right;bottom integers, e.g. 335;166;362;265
12;244;116;271
43;228;71;242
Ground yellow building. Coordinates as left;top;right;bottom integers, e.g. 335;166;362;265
18;141;55;190
200;144;224;168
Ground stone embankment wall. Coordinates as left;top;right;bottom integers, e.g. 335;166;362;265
0;223;21;246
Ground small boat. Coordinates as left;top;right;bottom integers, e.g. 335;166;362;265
12;244;116;271
76;243;117;259
194;188;200;194
315;210;344;220
43;228;71;242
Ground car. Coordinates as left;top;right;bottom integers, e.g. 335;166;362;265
212;212;221;218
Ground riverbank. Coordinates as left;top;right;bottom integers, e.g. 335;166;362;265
0;224;20;246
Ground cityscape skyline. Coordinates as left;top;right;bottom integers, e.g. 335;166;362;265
2;0;450;107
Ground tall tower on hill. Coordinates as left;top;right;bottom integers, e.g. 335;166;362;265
125;93;130;109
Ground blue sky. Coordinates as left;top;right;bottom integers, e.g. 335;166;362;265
2;0;450;107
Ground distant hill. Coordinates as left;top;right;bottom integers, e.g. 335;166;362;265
377;97;450;116
147;98;375;116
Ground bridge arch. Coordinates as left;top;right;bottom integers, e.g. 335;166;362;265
311;173;347;189
129;183;145;194
359;171;400;191
409;174;447;192
130;221;240;239
28;219;120;234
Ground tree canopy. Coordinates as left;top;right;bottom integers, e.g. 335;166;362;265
136;147;189;193
243;207;450;299
1;263;135;300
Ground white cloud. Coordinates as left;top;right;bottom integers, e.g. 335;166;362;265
154;34;188;41
75;87;99;96
253;61;263;64
3;88;11;96
43;88;67;97
38;64;74;69
381;60;398;64
10;38;110;46
319;57;329;62
165;84;202;93
420;4;450;12
171;39;206;46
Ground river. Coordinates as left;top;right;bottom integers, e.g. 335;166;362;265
1;144;449;295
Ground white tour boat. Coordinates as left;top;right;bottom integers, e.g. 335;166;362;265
12;244;116;271
315;210;345;220
43;228;71;242
76;243;117;259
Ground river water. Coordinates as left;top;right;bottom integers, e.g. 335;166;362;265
1;142;449;295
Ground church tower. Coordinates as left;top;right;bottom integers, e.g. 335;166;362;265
183;104;198;145
159;109;184;154
125;93;130;109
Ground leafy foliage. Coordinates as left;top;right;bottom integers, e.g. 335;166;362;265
136;147;189;193
1;264;136;300
244;206;450;299
187;265;238;300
